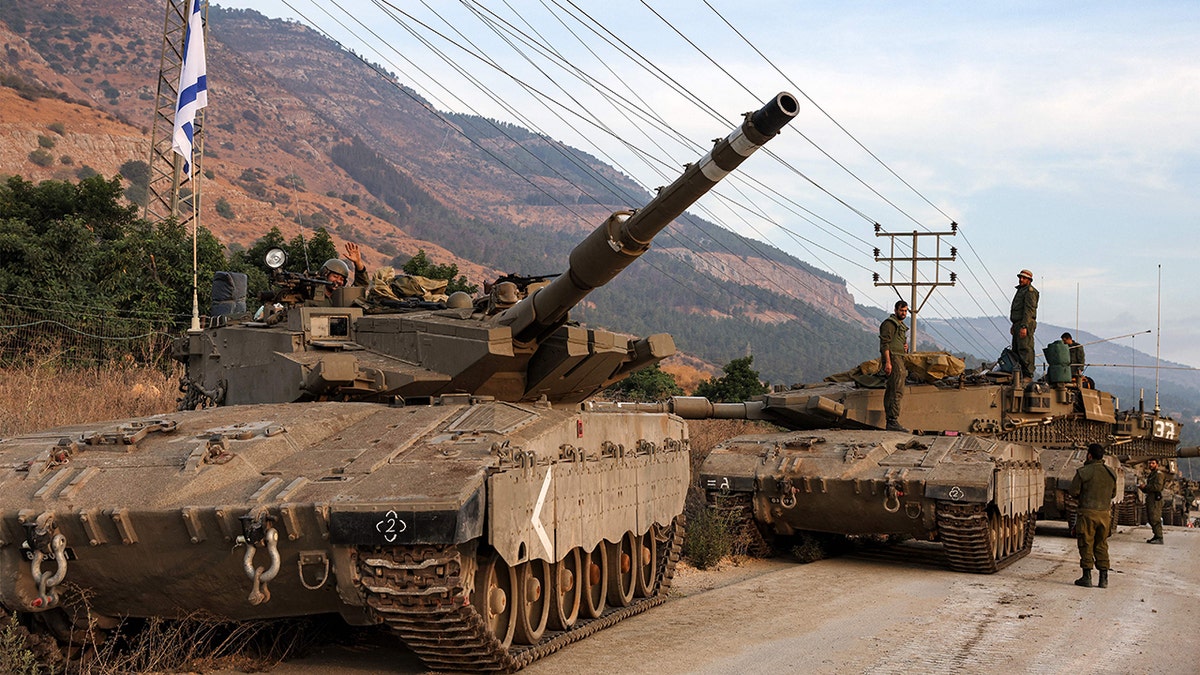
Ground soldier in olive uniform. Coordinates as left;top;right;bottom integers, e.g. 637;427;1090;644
1069;443;1118;588
1010;269;1039;379
309;242;370;307
1061;332;1086;383
1140;458;1165;544
879;300;909;432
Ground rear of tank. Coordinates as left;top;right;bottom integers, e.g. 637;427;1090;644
701;430;1040;539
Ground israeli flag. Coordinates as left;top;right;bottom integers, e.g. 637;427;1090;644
172;0;208;179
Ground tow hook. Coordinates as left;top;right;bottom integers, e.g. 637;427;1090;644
237;513;280;606
23;513;68;609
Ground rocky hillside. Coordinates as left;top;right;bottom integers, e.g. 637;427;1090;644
0;0;878;383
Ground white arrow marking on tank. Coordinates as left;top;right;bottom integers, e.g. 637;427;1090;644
531;466;553;557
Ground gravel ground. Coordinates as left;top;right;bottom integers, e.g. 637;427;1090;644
223;521;1199;674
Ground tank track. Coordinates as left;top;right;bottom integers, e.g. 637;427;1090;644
1117;495;1143;526
356;518;683;672
937;503;1035;574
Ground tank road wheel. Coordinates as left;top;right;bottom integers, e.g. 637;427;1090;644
634;527;658;598
513;559;551;645
606;531;637;607
474;554;517;648
548;548;582;630
580;543;608;619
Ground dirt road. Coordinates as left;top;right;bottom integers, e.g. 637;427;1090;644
260;522;1199;674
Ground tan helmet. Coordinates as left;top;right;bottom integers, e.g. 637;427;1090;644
446;291;473;309
320;258;352;287
494;281;520;306
1017;269;1033;280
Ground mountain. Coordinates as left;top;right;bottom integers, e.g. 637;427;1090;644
0;0;878;384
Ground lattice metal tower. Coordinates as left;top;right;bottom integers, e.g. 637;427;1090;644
144;0;206;226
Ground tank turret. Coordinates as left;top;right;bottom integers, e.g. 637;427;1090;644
176;93;800;409
3;94;798;671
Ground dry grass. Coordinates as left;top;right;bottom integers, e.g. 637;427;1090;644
0;361;180;437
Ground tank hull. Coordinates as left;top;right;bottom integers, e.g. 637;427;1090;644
700;429;1043;573
0;400;689;668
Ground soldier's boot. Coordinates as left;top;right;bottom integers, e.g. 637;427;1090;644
1097;569;1109;588
885;419;909;433
1147;536;1164;544
1074;569;1093;588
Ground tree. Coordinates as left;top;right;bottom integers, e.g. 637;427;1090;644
606;363;683;402
693;355;768;402
399;248;479;294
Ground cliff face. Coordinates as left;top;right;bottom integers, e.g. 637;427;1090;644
0;0;875;383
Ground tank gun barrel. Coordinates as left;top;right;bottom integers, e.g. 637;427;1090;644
587;396;769;420
496;92;799;343
1178;446;1200;458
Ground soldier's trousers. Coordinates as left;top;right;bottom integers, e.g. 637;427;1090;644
1148;498;1164;539
885;359;906;423
1012;331;1036;378
1076;508;1111;570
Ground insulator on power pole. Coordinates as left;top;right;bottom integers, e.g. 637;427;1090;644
950;221;958;232
950;247;957;259
873;272;880;282
950;272;957;282
874;223;882;232
873;247;880;258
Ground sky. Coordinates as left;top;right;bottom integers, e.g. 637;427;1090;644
218;1;1200;368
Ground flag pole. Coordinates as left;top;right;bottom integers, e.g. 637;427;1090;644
172;0;208;332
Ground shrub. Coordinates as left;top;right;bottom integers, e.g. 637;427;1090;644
59;155;73;165
214;197;234;219
37;134;55;149
27;149;53;167
681;503;731;569
47;121;66;135
75;165;98;179
0;614;40;675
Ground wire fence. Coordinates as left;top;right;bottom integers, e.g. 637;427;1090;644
0;294;183;370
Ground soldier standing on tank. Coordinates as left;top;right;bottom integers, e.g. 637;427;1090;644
1010;269;1039;379
1069;443;1118;588
1141;458;1166;544
879;300;909;432
1062;332;1085;384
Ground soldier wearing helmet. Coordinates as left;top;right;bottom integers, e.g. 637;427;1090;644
1009;269;1039;379
311;242;369;306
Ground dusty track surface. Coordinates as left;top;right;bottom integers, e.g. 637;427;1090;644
237;523;1199;674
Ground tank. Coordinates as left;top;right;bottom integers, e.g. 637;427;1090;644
696;428;1042;573
621;353;1183;569
0;93;800;670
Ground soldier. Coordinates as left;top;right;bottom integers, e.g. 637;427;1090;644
1069;443;1118;588
1010;269;1039;379
1061;332;1085;383
879;300;909;432
312;242;369;306
1140;458;1166;544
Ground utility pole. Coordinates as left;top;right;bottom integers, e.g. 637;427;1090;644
873;223;958;351
144;0;205;228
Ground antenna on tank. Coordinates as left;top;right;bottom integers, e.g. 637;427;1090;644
1154;264;1162;415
